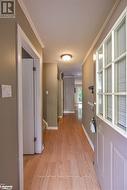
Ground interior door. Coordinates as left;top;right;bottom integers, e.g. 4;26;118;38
22;58;35;154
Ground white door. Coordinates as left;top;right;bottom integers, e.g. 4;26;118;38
22;58;35;154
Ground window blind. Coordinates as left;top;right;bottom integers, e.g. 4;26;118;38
115;58;126;92
99;95;103;115
115;19;126;58
98;48;103;71
105;37;112;65
106;96;112;121
98;72;103;93
116;96;126;130
106;66;112;92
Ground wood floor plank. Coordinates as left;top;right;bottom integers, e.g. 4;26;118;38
24;114;101;190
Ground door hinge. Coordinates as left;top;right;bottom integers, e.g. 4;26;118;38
34;137;37;142
33;67;36;71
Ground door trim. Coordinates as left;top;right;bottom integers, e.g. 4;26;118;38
17;25;43;190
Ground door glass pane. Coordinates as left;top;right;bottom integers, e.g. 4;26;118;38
105;66;112;93
98;72;103;93
98;47;103;71
106;95;112;121
115;96;126;131
105;36;112;65
115;18;126;58
115;57;126;92
98;95;103;115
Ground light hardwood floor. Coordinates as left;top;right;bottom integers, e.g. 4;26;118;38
24;114;101;190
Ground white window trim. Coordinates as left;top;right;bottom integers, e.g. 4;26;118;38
96;7;127;138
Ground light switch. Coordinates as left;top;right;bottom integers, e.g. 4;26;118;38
1;85;12;98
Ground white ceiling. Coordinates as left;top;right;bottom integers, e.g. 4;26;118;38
22;0;117;75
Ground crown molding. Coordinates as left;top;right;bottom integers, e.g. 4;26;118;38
82;0;121;65
18;0;44;48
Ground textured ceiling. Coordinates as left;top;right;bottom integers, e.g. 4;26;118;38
22;0;117;75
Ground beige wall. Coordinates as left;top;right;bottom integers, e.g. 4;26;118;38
0;19;18;188
82;52;95;143
43;63;58;127
82;0;127;145
0;1;43;189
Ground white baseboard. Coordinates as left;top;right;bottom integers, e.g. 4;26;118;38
42;144;44;152
46;126;58;130
64;111;75;114
82;124;94;151
58;115;63;119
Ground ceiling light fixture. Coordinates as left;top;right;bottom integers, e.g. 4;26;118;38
61;54;72;62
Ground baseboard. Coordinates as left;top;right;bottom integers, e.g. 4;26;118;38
41;144;45;152
64;111;75;114
82;124;94;151
46;126;58;130
58;115;63;119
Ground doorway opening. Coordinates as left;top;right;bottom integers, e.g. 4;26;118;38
74;77;82;120
63;76;82;119
17;25;43;190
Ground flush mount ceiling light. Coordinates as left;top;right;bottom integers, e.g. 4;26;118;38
61;54;72;62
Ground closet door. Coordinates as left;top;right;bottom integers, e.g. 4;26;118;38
22;59;35;154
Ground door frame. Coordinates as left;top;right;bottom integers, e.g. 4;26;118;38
17;25;43;190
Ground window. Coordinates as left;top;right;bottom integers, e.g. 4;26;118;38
105;95;112;121
105;36;112;65
115;96;126;130
96;9;127;136
115;18;126;58
97;47;103;116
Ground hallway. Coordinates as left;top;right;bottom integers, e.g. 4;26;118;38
24;114;100;190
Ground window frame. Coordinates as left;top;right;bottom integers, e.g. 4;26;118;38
96;7;127;137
